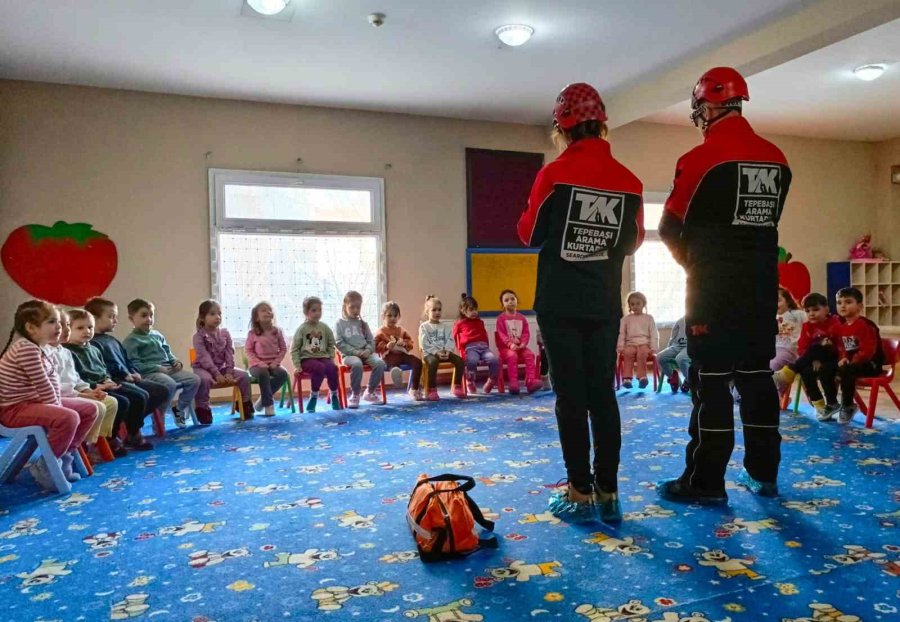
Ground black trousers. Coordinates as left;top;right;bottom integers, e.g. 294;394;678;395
836;360;880;407
680;359;781;492
134;379;170;414
108;381;159;435
792;345;838;404
538;316;620;493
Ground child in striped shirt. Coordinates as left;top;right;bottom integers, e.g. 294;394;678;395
0;300;97;489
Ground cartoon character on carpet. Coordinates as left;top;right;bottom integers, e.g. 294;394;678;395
83;531;125;550
321;479;375;492
333;510;376;530
793;476;844;489
17;558;76;592
109;593;150;620
487;560;561;582
404;598;484;621
188;547;250;568
262;497;323;511
236;483;290;495
825;544;886;568
574;599;651;621
716;517;780;536
0;518;47;539
519;511;562;526
624;505;675;521
782;499;839;515
583;533;653;558
379;550;420;564
157;520;224;537
310;580;399;611
264;549;341;570
695;549;763;580
55;492;94;510
780;602;860;622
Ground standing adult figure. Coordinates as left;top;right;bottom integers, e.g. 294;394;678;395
517;83;644;523
657;67;792;504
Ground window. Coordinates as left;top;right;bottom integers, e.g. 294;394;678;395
630;196;686;325
209;169;385;345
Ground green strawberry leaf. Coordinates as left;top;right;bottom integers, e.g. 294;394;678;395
26;221;109;245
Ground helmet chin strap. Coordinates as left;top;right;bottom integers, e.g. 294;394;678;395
691;101;741;131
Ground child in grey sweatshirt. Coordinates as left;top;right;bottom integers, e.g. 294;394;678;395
334;291;386;409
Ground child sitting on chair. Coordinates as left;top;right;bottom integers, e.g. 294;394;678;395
656;316;689;393
495;289;542;394
374;301;424;401
616;291;658;389
774;292;841;422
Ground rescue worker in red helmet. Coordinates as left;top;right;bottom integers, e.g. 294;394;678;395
657;67;792;504
517;83;644;523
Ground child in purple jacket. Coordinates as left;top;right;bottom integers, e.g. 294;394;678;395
192;300;254;419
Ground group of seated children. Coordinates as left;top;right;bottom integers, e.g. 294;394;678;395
774;287;884;424
290;289;549;410
617;291;690;393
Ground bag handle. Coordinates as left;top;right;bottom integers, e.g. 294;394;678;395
413;474;475;493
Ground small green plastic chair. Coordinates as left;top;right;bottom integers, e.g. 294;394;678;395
241;352;296;413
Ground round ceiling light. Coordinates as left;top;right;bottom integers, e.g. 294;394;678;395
853;63;886;81
495;24;534;47
246;0;289;16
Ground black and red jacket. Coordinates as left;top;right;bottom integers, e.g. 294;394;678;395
659;116;792;362
797;315;841;357
517;138;644;320
837;316;883;366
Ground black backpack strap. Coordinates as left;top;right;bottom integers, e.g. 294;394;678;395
462;491;494;532
416;474;475;493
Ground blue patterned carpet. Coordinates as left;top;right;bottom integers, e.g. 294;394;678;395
1;387;898;622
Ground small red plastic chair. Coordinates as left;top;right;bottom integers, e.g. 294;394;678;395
292;368;333;413
853;338;900;429
335;352;387;408
615;352;661;391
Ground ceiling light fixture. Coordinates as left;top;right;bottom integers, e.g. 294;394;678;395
495;24;534;47
853;63;886;81
246;0;289;16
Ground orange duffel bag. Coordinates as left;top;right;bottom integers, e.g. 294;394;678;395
407;473;498;561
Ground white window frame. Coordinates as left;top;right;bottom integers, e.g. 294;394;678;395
208;168;387;345
628;191;679;328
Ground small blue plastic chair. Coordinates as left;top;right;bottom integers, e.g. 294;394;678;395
0;423;87;494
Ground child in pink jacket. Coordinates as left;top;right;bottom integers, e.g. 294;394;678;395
617;291;658;389
192;300;254;419
496;289;543;394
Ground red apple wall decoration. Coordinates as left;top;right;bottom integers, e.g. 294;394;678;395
2;221;118;306
777;246;811;302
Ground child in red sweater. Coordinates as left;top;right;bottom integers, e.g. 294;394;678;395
774;292;841;421
834;287;883;424
452;294;499;394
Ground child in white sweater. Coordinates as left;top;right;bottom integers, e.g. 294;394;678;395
616;291;659;389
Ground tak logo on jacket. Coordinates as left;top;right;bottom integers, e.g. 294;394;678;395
562;188;623;262
842;335;859;352
734;163;781;227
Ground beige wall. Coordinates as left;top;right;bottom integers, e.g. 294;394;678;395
874;138;900;259
0;79;890;368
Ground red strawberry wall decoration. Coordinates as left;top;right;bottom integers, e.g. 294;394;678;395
2;221;118;306
777;246;811;302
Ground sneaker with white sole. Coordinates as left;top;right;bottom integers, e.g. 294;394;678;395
347;393;360;409
390;367;404;387
173;406;187;428
29;457;58;491
362;389;380;403
253;398;263;411
264;405;275;416
409;388;425;401
838;404;857;424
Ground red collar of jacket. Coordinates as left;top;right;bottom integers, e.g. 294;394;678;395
704;114;754;142
560;137;612;160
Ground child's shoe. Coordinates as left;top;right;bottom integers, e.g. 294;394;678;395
306;396;317;413
195;406;213;425
668;372;679;393
541;375;551;391
736;468;779;497
29;457;57;491
548;482;595;523
680;380;690;393
242;401;255;419
390;367;404;387
773;365;796;392
452;385;467;399
108;436;128;458
656;478;727;505
638;377;649;389
593;489;623;524
362;389;380;403
347;392;360;409
811;399;828;421
264;405;275;416
60;451;81;483
427;388;440;401
331;391;343;410
126;433;153;451
172;406;187;429
838;404;857;425
508;383;521;395
820;402;841;422
621;377;633;389
526;380;543;394
253;398;263;412
466;379;477;394
482;379;495;394
409;388;425;401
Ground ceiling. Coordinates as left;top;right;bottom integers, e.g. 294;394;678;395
0;0;809;124
643;17;900;142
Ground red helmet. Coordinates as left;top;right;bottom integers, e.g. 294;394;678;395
553;83;607;130
691;67;749;109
